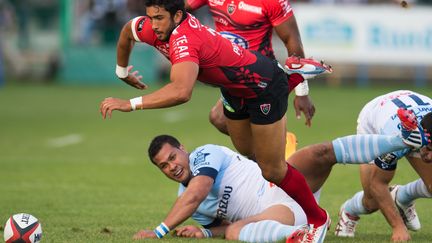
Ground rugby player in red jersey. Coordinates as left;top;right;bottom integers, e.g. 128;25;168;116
100;1;331;241
185;0;316;134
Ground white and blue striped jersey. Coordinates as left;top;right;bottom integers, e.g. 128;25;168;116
178;144;306;227
357;90;432;170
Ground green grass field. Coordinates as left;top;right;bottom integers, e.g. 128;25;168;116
0;84;431;242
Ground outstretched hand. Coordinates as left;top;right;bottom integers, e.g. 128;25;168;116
100;97;132;119
133;229;157;240
175;225;204;238
120;65;148;90
294;95;315;127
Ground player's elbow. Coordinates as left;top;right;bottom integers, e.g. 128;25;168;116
175;89;192;103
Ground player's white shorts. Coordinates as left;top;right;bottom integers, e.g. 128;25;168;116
260;185;307;226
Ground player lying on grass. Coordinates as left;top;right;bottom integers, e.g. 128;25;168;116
334;90;432;242
133;115;429;242
101;0;332;239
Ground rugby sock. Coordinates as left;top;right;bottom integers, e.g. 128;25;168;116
279;163;327;226
397;179;432;205
344;191;369;216
238;220;302;243
332;135;406;163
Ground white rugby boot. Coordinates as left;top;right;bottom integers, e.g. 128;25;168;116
284;56;332;80
390;185;421;231
335;201;359;237
310;211;330;243
286;211;330;243
286;224;314;243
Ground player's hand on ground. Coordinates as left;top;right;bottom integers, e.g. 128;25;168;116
390;226;411;242
133;229;157;240
120;65;147;90
174;225;204;238
294;95;315;127
100;97;132;119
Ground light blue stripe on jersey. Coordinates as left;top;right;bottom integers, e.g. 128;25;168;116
332;134;407;163
238;220;301;243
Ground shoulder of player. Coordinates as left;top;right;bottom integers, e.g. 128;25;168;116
260;0;290;9
189;144;227;163
170;14;204;39
129;16;153;42
190;144;222;154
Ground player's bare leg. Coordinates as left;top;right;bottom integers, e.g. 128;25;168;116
225;118;255;159
225;205;297;241
250;118;286;182
209;99;229;135
249;116;328;230
213;100;298;160
287;142;336;192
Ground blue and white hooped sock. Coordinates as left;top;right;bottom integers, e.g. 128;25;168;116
397;179;432;205
332;134;406;164
344;191;369;216
238;220;302;243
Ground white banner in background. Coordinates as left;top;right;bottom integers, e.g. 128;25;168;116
293;5;432;65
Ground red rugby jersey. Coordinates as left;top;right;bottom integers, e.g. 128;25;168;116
130;16;170;59
186;0;293;58
131;14;278;98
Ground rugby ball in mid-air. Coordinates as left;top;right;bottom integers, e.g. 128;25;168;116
3;213;42;243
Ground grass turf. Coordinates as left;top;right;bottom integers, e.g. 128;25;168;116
0;84;431;242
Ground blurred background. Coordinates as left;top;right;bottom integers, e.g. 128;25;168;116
0;0;431;87
1;1;432;241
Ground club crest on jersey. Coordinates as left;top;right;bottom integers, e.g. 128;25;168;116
220;31;249;49
193;150;210;166
227;2;236;15
260;104;271;115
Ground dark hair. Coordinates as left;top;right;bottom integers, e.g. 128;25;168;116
148;135;181;164
421;112;432;133
144;0;186;17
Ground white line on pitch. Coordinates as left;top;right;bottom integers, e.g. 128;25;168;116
47;134;84;148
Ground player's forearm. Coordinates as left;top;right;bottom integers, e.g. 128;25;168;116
277;16;305;58
163;194;202;230
161;176;212;231
285;37;304;59
134;82;193;109
371;182;406;230
116;23;135;67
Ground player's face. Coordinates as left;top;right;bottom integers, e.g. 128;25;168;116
420;143;432;163
153;143;192;184
146;6;182;41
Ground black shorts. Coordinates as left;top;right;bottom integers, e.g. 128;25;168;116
221;60;289;125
